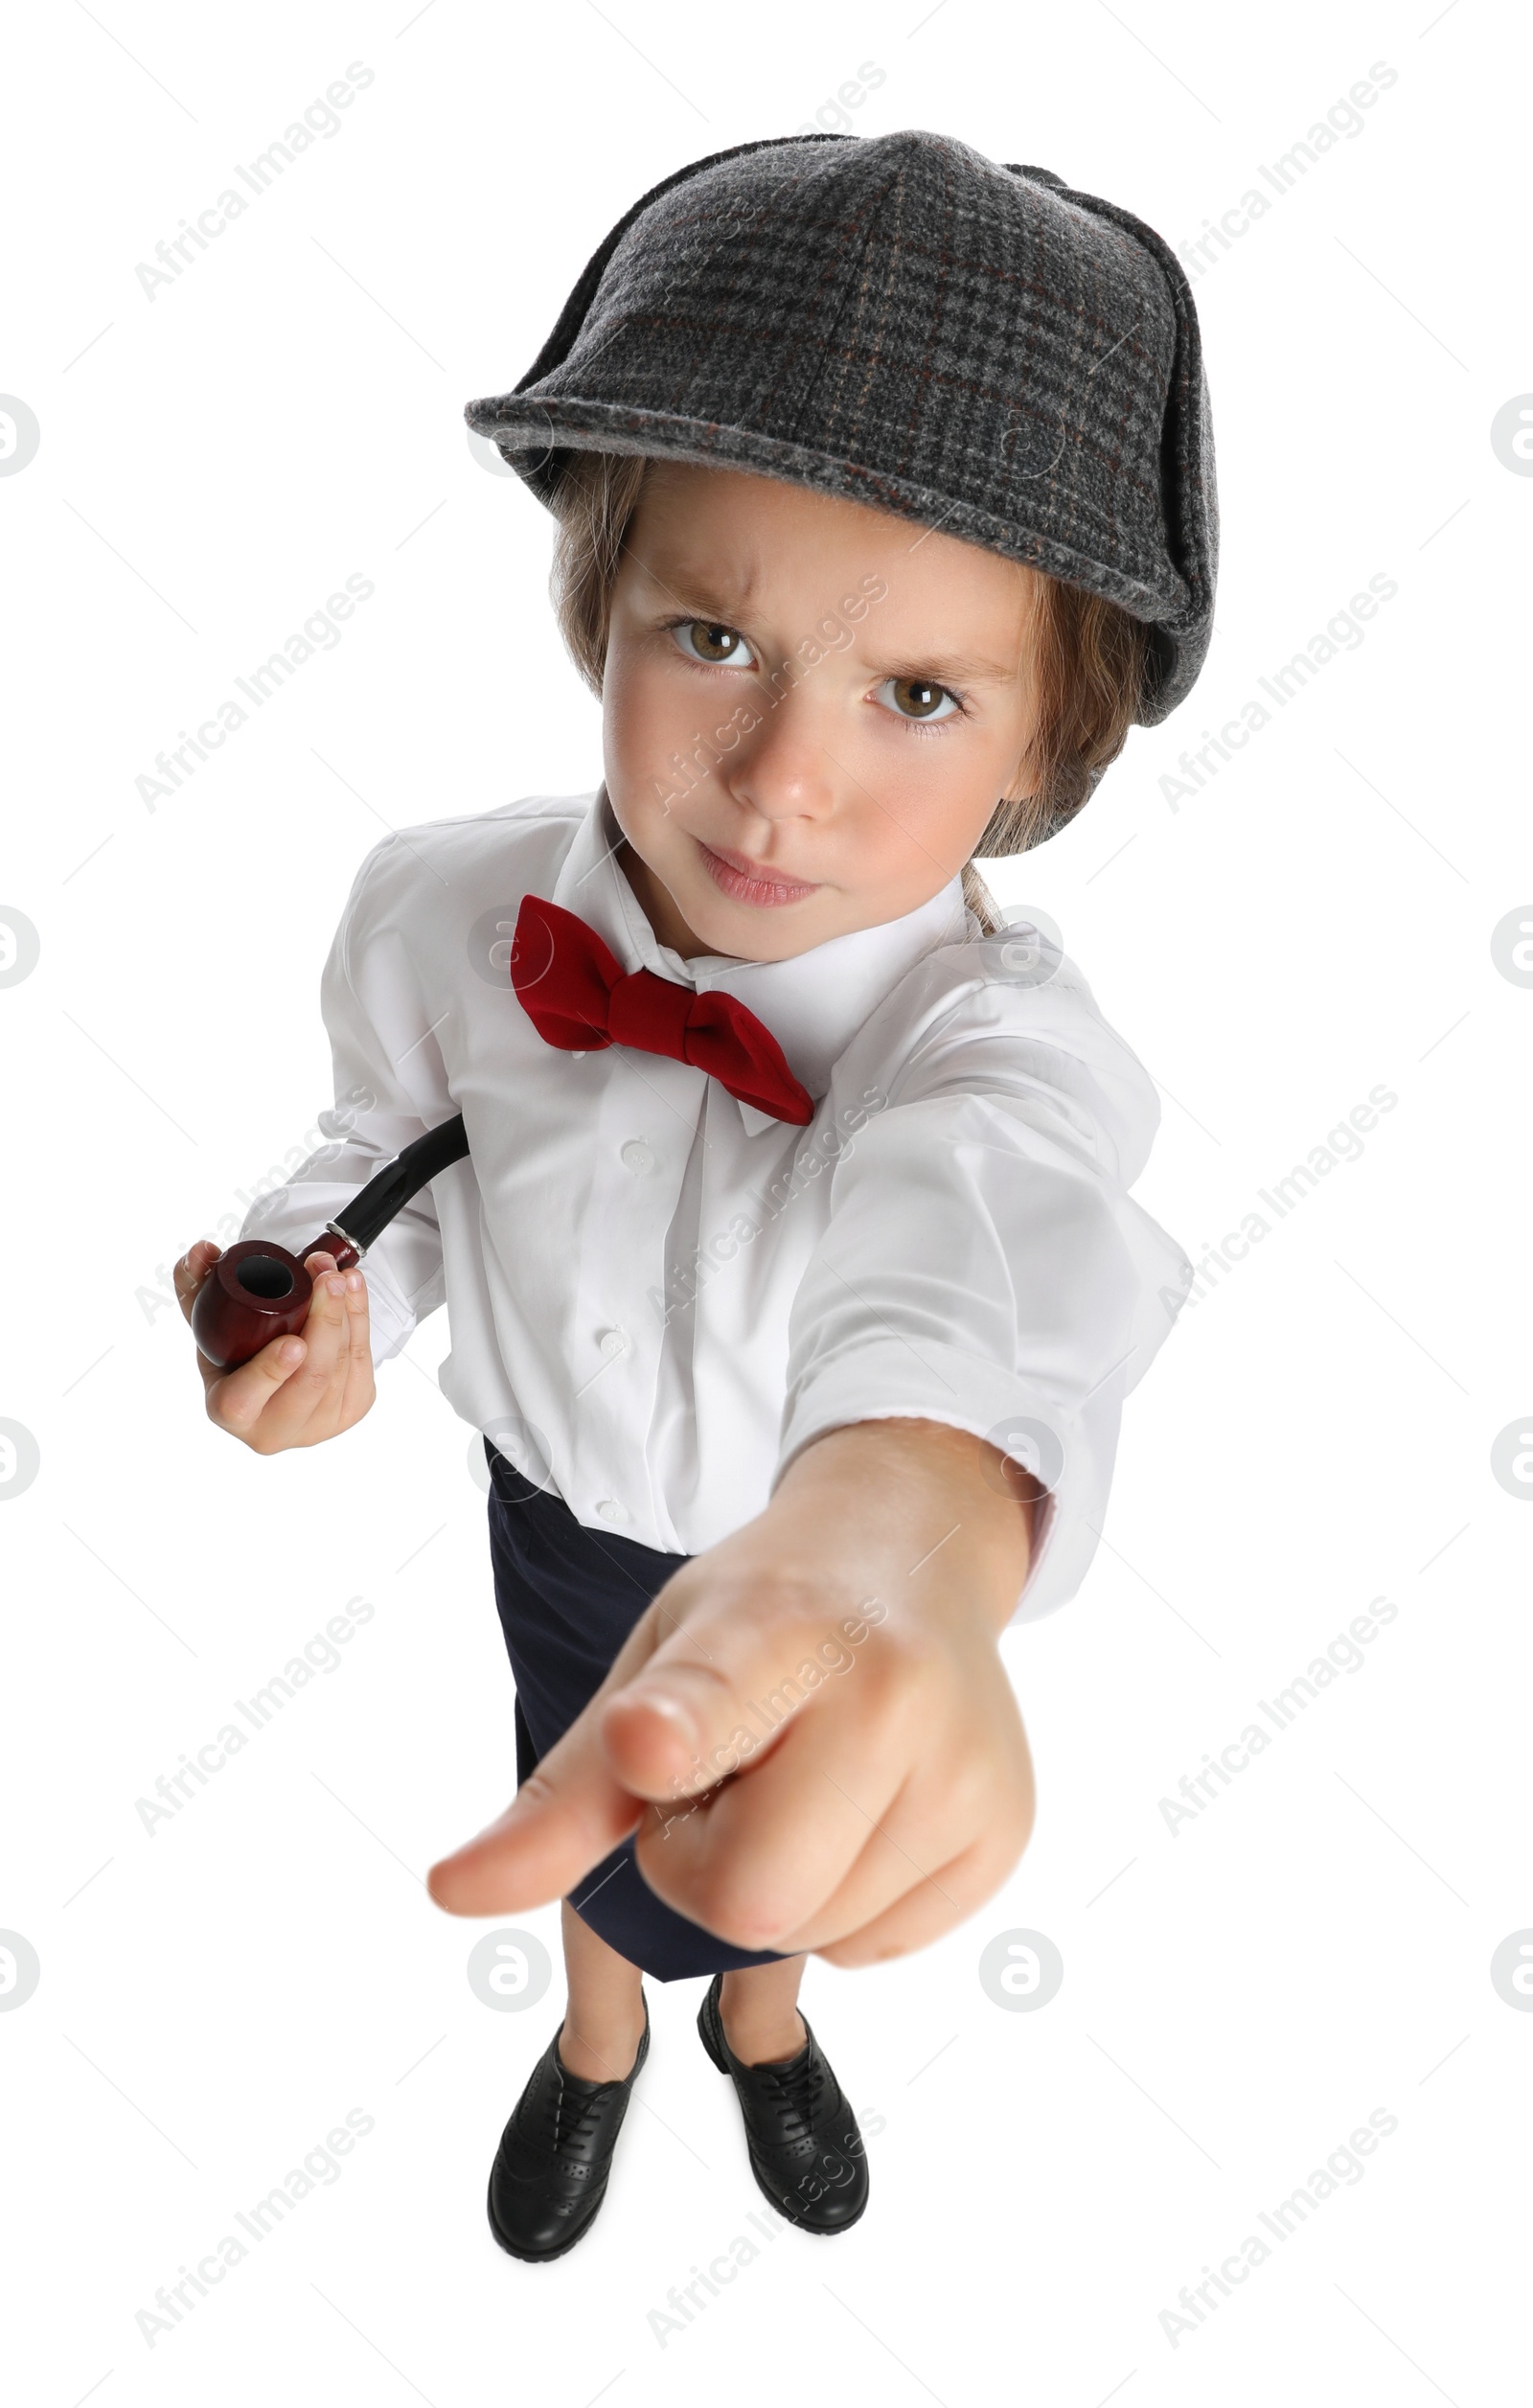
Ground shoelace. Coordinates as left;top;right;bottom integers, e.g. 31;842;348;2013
757;2043;830;2143
551;2072;613;2165
516;2052;622;2167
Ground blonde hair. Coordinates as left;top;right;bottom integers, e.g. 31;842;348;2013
547;449;1151;934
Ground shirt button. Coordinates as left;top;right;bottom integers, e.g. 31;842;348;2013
621;1139;655;1175
594;1499;625;1524
597;1327;628;1360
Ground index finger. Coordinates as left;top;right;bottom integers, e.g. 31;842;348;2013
424;1605;675;1916
173;1240;220;1328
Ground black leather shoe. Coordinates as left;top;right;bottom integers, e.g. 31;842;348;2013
487;1998;650;2261
698;1974;868;2234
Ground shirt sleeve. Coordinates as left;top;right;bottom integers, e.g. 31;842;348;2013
236;838;448;1365
772;962;1193;1626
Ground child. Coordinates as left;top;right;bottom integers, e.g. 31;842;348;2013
176;129;1214;2259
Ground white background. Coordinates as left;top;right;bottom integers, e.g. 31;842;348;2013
2;2;1527;2401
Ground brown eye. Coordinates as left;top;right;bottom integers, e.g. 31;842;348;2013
882;674;959;722
675;620;753;666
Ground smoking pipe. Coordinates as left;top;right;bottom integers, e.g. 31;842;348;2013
190;1114;469;1371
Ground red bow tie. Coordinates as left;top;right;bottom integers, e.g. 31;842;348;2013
510;894;814;1126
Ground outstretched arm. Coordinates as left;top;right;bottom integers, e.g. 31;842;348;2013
427;1416;1041;1967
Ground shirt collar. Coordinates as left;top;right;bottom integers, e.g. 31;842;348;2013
549;787;968;1112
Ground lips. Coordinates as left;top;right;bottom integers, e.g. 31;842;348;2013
697;838;820;907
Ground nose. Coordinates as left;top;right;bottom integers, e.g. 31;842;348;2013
725;683;839;826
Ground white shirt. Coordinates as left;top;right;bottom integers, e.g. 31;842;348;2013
241;787;1191;1625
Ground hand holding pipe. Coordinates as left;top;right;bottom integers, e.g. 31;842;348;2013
189;1115;470;1370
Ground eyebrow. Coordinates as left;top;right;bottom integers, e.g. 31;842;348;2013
877;647;1023;685
629;553;762;622
631;556;1024;686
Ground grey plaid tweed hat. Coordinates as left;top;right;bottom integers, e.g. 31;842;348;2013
467;128;1216;751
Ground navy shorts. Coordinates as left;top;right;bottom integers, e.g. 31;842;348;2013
485;1435;792;1982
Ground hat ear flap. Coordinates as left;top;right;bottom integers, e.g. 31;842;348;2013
1001;168;1218;725
1099;208;1218;723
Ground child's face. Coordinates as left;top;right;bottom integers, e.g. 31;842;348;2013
601;464;1040;962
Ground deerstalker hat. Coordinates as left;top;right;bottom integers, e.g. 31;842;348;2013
466;129;1217;754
